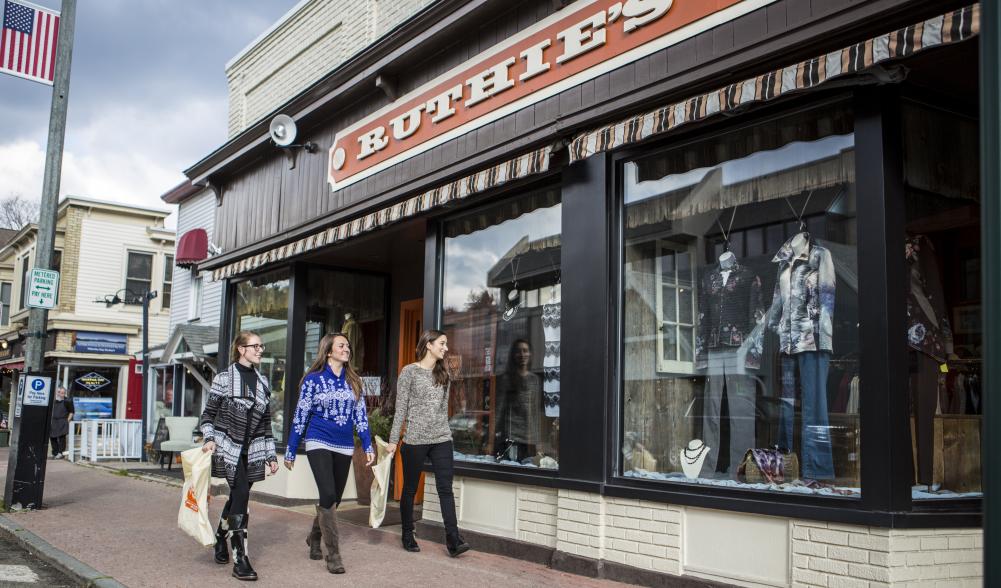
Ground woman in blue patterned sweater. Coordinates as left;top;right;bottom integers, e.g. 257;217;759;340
284;332;374;574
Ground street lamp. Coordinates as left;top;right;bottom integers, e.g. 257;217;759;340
96;288;157;461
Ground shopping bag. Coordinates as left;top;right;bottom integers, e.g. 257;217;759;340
178;447;215;546
369;436;393;528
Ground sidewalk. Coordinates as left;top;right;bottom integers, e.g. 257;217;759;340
0;450;631;588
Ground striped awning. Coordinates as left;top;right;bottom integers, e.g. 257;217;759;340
569;4;980;163
211;146;551;281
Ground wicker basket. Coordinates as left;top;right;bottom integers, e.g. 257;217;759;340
740;449;800;484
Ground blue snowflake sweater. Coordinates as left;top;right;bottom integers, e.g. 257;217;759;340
285;364;373;462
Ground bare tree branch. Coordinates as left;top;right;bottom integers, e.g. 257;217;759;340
0;193;40;230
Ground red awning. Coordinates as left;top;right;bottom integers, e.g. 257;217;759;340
176;228;208;268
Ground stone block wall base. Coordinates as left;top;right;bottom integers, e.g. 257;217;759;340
416;519;736;588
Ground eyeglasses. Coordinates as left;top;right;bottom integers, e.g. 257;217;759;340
240;344;266;352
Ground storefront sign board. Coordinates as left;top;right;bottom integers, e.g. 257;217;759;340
74;331;128;355
74;371;111;392
328;0;776;189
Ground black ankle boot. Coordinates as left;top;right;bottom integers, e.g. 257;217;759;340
228;515;258;581
214;517;229;564
446;532;470;558
402;531;420;552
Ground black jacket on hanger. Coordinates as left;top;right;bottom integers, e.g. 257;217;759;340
695;262;763;368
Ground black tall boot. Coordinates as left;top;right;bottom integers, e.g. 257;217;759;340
227;514;258;581
316;505;345;574
306;515;322;560
214;515;229;564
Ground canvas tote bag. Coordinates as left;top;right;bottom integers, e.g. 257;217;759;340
178;447;215;546
369;436;393;528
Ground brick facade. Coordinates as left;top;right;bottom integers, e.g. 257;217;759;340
58;206;82;313
421;475;982;588
225;0;433;136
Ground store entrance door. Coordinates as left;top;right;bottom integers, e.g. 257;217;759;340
394;298;425;503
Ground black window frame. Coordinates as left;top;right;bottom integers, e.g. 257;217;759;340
125;250;154;301
603;90;981;527
0;282;11;326
163;254;174;309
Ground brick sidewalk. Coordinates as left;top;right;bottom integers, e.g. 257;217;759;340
0;450;630;588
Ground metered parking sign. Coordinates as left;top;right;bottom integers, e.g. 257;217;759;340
23;376;51;406
27;268;59;309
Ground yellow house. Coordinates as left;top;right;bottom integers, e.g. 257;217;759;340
0;197;174;422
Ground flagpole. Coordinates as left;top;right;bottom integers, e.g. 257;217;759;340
23;0;75;374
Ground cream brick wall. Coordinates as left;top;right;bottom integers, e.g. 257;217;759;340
225;0;433;136
416;475;982;587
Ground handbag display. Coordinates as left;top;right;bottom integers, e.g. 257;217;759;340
739;448;800;485
177;447;215;546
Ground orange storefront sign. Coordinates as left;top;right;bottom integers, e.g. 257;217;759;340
328;0;775;189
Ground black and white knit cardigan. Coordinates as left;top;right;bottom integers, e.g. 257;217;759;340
199;364;278;485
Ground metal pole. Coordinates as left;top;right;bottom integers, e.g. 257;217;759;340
140;293;150;461
980;1;999;584
24;0;77;373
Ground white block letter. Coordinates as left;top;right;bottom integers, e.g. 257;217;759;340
389;104;425;140
622;0;673;33
520;39;552;82
557;12;607;64
426;84;464;124
465;57;517;108
357;126;388;160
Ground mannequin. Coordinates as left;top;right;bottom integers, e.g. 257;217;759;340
696;247;762;477
767;231;836;481
341;313;364;372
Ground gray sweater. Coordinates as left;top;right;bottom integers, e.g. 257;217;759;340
389;363;452;445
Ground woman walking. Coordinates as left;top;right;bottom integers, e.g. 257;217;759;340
284;332;375;574
200;331;279;581
387;330;470;557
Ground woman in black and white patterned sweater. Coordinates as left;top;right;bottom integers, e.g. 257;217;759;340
199;330;279;581
386;329;470;558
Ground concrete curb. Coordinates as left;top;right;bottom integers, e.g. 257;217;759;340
0;514;126;588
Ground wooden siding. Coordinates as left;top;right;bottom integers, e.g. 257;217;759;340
170;189;223;329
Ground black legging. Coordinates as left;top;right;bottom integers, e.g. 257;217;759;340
223;453;253;517
400;441;458;537
306;450;353;509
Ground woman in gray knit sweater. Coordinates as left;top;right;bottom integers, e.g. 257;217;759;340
386;329;470;557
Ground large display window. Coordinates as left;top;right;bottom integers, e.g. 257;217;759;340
440;187;562;469
230;269;290;441
620;104;861;496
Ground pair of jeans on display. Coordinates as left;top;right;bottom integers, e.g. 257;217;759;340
778;351;835;480
702;349;755;477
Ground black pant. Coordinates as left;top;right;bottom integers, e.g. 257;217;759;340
306;450;353;509
400;441;458;537
223;453;253;517
911;352;940;486
50;435;66;456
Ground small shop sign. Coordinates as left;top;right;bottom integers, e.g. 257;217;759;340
27;268;59;309
75;371;111;392
328;0;772;189
74;331;128;355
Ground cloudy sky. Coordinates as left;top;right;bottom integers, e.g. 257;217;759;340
0;0;294;221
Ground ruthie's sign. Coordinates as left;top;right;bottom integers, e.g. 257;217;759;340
328;0;774;189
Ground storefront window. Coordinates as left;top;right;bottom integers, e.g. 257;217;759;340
181;367;206;417
903;103;982;500
232;269;289;441
441;188;561;469
303;269;387;379
620;105;861;496
155;366;174;421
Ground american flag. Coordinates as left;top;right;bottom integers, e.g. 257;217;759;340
0;0;59;85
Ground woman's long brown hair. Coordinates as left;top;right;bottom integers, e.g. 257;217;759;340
230;330;261;365
415;329;450;388
301;333;363;400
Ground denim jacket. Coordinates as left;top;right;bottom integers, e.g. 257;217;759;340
695;262;764;368
765;234;836;355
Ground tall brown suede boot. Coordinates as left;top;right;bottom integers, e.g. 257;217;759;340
306;516;322;560
316;505;345;574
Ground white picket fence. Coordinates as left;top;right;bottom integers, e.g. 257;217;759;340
67;419;143;462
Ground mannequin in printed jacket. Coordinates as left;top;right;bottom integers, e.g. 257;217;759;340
695;248;764;477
